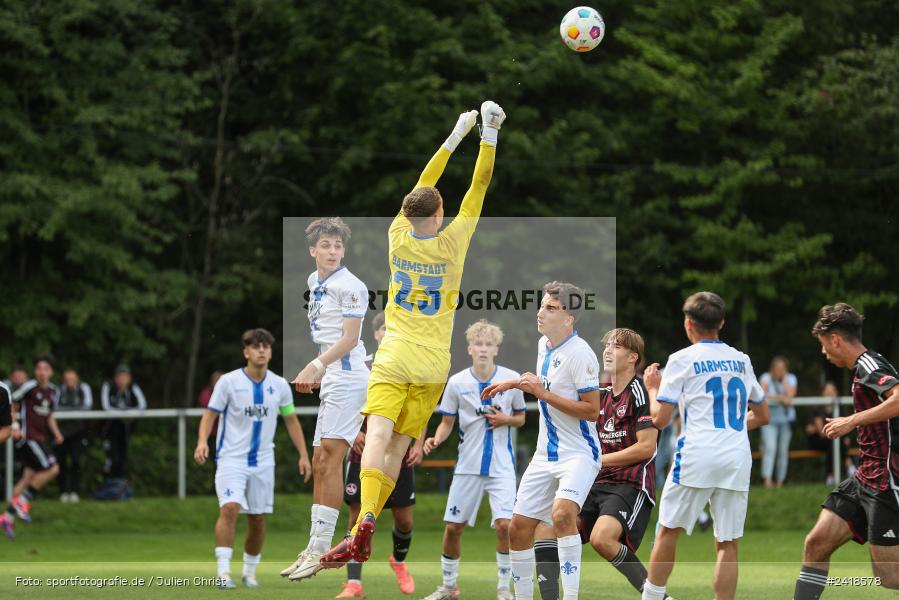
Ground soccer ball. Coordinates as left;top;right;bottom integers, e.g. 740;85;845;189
560;6;605;52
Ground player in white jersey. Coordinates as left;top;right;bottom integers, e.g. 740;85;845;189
420;320;526;600
484;282;601;600
281;217;372;581
194;329;312;589
640;292;769;600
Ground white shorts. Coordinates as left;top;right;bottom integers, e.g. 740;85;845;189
657;481;748;542
513;455;599;524
215;463;275;514
444;473;517;527
313;368;368;446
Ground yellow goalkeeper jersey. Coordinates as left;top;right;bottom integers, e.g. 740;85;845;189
384;141;495;351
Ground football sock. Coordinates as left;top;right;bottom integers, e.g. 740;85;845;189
346;559;363;584
214;546;233;576
610;543;648;592
641;580;666;600
352;468;383;534
557;534;582;599
392;527;412;562
497;551;512;590
242;552;260;577
534;538;559;600
312;505;340;553
22;486;37;502
374;471;396;517
793;565;828;600
306;503;320;550
510;547;535;600
441;554;460;588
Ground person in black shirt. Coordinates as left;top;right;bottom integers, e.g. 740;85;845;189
56;368;93;502
0;381;11;442
794;304;899;599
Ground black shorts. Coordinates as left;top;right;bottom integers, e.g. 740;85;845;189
15;439;57;471
344;461;416;509
578;483;653;552
823;476;899;547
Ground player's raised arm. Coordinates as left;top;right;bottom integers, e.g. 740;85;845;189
455;101;505;217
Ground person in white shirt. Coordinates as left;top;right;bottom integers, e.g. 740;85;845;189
641;292;770;600
421;320;526;600
194;328;312;589
484;282;602;600
281;217;371;581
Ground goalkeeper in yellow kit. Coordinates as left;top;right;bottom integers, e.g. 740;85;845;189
310;101;506;574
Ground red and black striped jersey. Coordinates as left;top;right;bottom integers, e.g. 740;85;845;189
851;350;899;494
12;380;58;443
594;376;658;503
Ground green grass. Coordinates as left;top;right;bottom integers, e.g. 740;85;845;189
0;486;893;599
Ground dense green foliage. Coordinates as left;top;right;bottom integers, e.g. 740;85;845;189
1;0;897;404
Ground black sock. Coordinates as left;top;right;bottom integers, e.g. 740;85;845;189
794;565;828;600
392;527;412;562
22;486;37;502
346;559;363;582
610;543;648;592
534;538;560;600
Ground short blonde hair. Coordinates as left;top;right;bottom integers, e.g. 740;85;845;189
465;319;504;346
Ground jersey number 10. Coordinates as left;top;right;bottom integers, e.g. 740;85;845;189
393;271;443;315
706;376;748;432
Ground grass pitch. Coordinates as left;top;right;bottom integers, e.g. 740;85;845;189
0;485;893;598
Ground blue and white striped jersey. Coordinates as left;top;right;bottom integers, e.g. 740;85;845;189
534;333;601;464
208;368;294;468
437;366;526;478
306;266;368;371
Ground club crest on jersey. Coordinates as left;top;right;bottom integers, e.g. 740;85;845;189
244;406;269;418
552;357;562;369
587;366;595;375
616;404;627;418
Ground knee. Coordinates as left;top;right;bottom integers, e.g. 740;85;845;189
551;506;575;533
446;522;465;541
802;531;833;563
220;504;241;521
509;520;529;547
590;532;619;560
494;519;510;541
393;508;413;532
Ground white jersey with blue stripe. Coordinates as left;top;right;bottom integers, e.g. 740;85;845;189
534;333;601;464
307;266;368;371
437;365;527;478
657;340;765;491
208;368;294;469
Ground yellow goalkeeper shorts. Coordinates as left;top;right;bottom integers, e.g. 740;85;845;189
363;336;450;438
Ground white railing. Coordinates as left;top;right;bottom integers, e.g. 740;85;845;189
3;397;853;501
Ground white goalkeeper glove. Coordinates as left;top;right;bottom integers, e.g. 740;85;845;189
442;109;479;152
479;100;506;147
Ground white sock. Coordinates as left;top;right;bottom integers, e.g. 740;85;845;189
242;552;261;577
441;555;460;588
510;547;535;600
557;534;582;599
306;504;320;550
497;551;512;590
312;505;340;553
214;546;233;577
641;579;667;600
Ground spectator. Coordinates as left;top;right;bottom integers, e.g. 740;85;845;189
759;356;797;488
3;364;28;394
95;364;146;500
197;370;223;460
805;381;854;486
55;368;93;503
